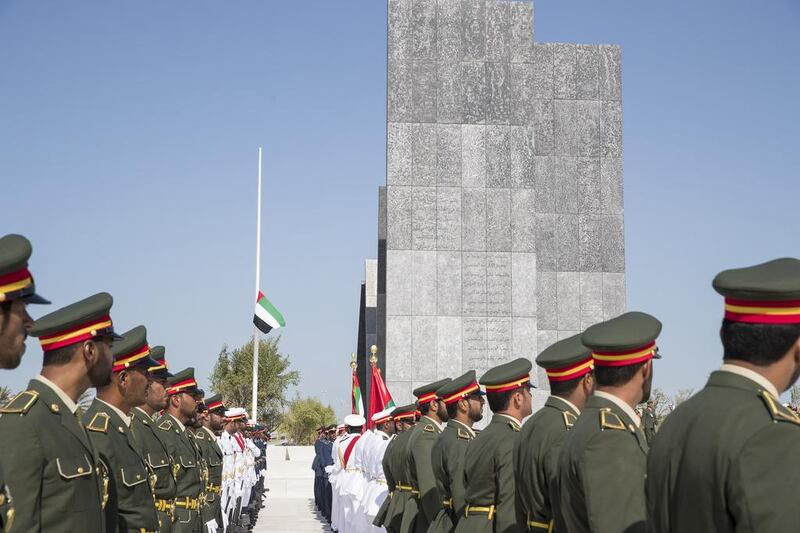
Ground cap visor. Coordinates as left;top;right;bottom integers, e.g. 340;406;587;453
23;293;50;305
652;352;662;359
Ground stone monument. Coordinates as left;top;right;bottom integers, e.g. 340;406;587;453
380;0;625;409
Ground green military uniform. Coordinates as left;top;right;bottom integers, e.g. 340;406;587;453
646;257;800;532
372;406;404;529
381;404;418;533
131;406;177;532
428;372;483;533
642;406;656;443
401;378;451;533
456;358;532;533
514;333;590;533
0;234;51;532
155;368;203;533
193;394;225;532
0;292;122;533
557;311;662;533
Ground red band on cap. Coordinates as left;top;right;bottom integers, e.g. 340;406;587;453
484;376;530;393
39;315;113;352
441;382;481;404
592;342;655;367
724;298;800;324
546;357;594;382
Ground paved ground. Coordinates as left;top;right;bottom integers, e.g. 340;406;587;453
253;445;332;533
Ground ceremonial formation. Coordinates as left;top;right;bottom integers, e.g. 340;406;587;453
0;234;269;533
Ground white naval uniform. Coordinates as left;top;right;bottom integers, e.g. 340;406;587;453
326;432;362;532
364;431;393;532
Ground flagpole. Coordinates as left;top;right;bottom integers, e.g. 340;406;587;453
251;147;263;422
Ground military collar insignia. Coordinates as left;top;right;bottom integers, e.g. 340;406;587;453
760;390;800;425
457;428;473;440
158;419;173;431
87;412;110;433
423;423;436;433
562;411;578;429
599;408;628;432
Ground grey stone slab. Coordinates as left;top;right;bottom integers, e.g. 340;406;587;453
556;213;579;271
387;186;412;249
486;0;509;62
537;271;557;329
510;126;535;188
537;329;558;357
462;187;487;251
412;61;438;123
600;157;624;214
366;259;378;307
412;123;437;186
535;213;557;271
558;330;580;341
462;61;486;123
486;252;511;316
532;43;554;99
601;100;623;157
509;1;533;63
601;214;625;272
533;156;555;212
577;157;601;213
388;59;413;122
487;317;513;366
554;157;578;213
486;62;511;124
437;125;462;185
579;213;602;272
437;187;461;250
511;188;536;252
576;100;600;157
411;0;437;59
385;380;414;406
437;0;462;60
437;61;463;124
388;0;412;61
553;43;576;99
554;100;577;156
412;186;437;250
437;316;463;378
580;272;604;330
510;63;534;126
599;45;621;101
511;252;536;316
386;250;413;315
602;272;626;319
576;45;599;100
387;122;413;186
512;316;537;361
378;186;387;240
386;315;413;380
557;271;580;330
412;250;437;315
462;252;487;316
437;251;462;315
461;0;486;61
412;316;438;381
486;188;511;251
462;125;486;187
486;125;510;188
462;317;487;373
533;99;554;155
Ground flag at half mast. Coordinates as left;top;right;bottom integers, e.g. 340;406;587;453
253;291;285;334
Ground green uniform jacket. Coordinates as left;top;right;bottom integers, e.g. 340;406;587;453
0;464;12;533
384;427;416;533
154;414;202;529
557;394;648;533
84;399;159;533
192;427;223;526
513;396;578;533
429;419;474;533
372;435;396;528
646;370;800;533
129;407;177;501
455;414;521;533
642;409;656;443
0;380;105;533
401;416;443;533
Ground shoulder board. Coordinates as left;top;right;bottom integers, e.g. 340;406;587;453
158;419;173;431
599;409;628;431
0;390;39;414
562;410;578;429
508;421;520;432
457;428;472;440
760;391;800;426
423;424;436;433
87;412;110;433
194;430;205;440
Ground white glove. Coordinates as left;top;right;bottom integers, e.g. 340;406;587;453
205;519;219;533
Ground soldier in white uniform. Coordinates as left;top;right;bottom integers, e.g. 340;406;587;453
220;407;247;533
326;414;366;532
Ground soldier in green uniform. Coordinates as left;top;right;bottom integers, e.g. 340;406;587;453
557;311;662;533
155;368;203;533
84;325;160;533
130;345;177;532
428;371;485;533
647;257;800;532
377;403;417;533
0;292;121;533
641;401;656;444
456;358;533;533
400;378;452;533
514;333;594;533
0;234;49;532
194;394;225;533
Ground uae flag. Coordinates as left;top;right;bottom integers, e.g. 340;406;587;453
253;291;286;334
352;370;365;417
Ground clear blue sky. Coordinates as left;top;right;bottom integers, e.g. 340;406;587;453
2;1;799;417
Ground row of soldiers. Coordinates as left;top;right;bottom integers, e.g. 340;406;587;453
326;255;800;532
0;234;267;533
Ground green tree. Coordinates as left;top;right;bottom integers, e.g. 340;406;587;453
210;336;299;433
279;397;336;445
0;386;13;407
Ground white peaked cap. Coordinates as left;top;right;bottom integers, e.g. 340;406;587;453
344;414;366;427
225;407;247;419
371;407;394;422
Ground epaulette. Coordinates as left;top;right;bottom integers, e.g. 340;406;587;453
562;410;578;429
158;419;173;431
457;428;472;440
87;412;110;433
423;424;436;433
760;391;800;426
508;421;520;432
0;390;39;414
195;430;206;440
599;408;628;431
